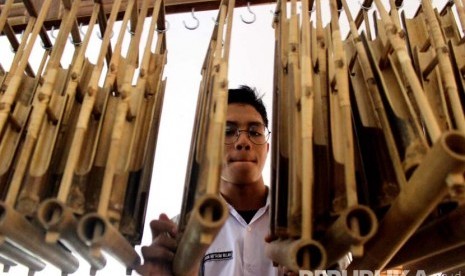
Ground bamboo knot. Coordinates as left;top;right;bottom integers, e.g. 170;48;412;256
438;46;449;54
71;72;79;80
38;93;50;102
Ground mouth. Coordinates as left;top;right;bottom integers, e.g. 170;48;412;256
229;159;257;163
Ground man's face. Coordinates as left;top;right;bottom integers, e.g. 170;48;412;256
221;103;269;185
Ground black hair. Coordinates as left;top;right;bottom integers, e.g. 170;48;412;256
228;85;269;128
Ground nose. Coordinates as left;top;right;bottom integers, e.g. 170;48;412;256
234;131;251;150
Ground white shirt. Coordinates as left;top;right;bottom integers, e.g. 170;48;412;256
200;197;279;276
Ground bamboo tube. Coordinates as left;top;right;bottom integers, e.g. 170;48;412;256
275;0;290;237
58;0;122;214
321;205;378;266
0;0;14;35
373;0;442;142
341;0;407;196
0;0;53;138
287;0;302;239
1;20;37;80
121;2;167;240
354;0;374;28
266;0;327;271
363;27;429;177
403;13;452;133
56;3;100;203
77;213;140;270
0;241;45;272
269;0;281;238
403;245;465;274
422;0;465;132
98;0;151;222
22;0;53;49
330;0;357;208
265;239;326;272
443;264;465;275
90;0;136;186
174;0;234;273
0;202;79;273
173;194;229;275
36;199;106;270
0;254;17;272
312;0;332;219
389;0;402;33
387;204;465;268
454;0;465;38
10;0;82;213
347;131;465;271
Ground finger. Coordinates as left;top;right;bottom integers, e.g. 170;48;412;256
141;245;175;262
150;218;177;238
153;234;177;252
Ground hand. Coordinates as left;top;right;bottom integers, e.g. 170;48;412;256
136;213;178;276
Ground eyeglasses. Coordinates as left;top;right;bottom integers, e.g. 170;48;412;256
224;123;271;145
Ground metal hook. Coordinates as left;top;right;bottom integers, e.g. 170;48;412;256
50;26;57;39
127;25;136;36
358;0;373;10
68;35;82;46
396;1;404;9
212;17;219;26
183;8;200;30
97;29;114;40
241;2;256;24
157;20;170;33
41;40;53;50
78;23;86;36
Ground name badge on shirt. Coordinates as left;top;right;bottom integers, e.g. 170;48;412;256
203;251;233;263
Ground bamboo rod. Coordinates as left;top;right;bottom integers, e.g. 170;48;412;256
0;0;53;139
57;3;101;202
96;0;135;217
173;0;234;273
0;241;45;273
348;131;465;271
36;199;107;270
0;202;79;273
422;0;465;132
373;0;442;142
387;204;465;268
77;213;140;269
13;0;83;214
0;0;14;35
403;245;465;275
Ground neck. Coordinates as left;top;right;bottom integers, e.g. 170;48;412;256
220;177;268;211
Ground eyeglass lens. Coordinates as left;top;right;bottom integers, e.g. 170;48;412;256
225;123;269;145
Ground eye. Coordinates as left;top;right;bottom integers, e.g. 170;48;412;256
249;130;262;137
249;125;265;136
225;126;237;136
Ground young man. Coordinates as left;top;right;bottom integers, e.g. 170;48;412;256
138;85;277;275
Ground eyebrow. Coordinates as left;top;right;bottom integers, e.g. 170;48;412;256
226;120;264;126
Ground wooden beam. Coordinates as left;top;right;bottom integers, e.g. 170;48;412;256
1;0;275;34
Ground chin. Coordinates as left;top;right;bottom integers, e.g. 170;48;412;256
224;172;259;184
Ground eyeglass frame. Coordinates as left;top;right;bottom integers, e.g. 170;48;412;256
224;123;271;145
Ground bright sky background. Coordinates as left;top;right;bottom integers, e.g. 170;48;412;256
0;0;454;275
